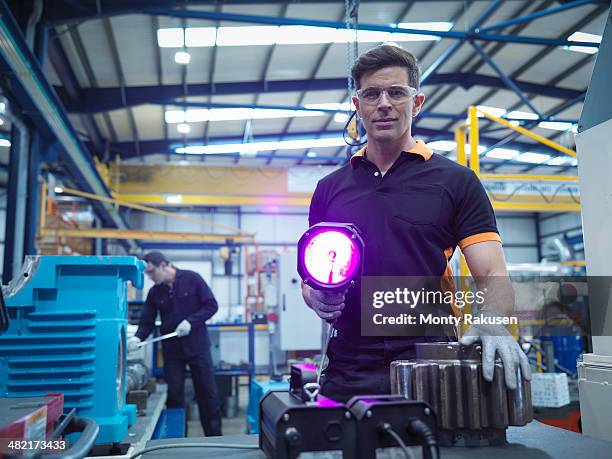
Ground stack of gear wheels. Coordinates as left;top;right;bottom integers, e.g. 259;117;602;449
390;342;533;447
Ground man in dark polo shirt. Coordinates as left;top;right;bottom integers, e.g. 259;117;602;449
302;43;531;402
128;251;222;436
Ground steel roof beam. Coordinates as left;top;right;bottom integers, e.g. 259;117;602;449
47;30;105;154
102;127;569;159
60;73;584;113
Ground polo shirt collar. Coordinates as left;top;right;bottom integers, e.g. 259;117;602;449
349;139;433;168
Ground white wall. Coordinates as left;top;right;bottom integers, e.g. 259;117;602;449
496;215;539;263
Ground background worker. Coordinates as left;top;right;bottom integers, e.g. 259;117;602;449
128;251;223;436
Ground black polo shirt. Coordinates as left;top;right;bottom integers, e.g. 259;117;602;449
308;140;500;340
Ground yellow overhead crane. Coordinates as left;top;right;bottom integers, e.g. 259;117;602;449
457;105;580;213
37;181;255;244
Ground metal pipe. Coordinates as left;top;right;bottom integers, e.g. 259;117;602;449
3;110;30;282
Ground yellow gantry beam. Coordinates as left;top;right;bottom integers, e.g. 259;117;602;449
476;108;577;157
59;185;254;237
491;202;580;212
480;174;578;182
115;193;313;207
40;227;254;243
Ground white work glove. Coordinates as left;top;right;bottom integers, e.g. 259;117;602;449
175;319;192;337
460;313;531;390
302;284;345;322
127;336;141;352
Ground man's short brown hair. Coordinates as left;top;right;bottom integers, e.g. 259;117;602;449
351;43;421;90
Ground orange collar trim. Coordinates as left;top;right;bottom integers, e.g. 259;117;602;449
349;139;433;167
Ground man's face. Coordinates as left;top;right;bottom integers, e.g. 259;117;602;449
145;261;166;285
352;66;425;144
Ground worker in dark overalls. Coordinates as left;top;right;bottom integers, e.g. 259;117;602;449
128;251;222;436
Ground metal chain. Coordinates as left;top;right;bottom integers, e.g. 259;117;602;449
345;0;359;100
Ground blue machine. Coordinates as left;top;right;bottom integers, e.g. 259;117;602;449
0;255;144;445
540;335;584;377
247;378;289;434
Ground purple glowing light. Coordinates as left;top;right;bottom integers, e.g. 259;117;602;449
303;229;361;287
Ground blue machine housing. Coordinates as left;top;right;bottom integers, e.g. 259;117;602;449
0;256;145;445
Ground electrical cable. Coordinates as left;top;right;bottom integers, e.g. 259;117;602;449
128;442;259;459
408;418;440;459
378;422;414;459
342;110;367;147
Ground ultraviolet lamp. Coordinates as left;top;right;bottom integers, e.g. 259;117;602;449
297;222;364;291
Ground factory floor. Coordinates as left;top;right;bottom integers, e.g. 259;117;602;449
186;378;250;437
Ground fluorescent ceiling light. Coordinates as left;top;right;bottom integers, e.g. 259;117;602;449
177;123;191;134
157;28;183;47
476;105;506;118
565;31;601;54
486;148;519;160
506;110;539;120
538;121;575;131
174;51;191;64
165;110;185;123
427;140;456;151
217;26;279;46
54;186;64;194
166;194;183;204
334;113;349;123
0;138;10;147
165;108;325;123
305;102;353;111
547;156;574;166
185;27;216;47
175;137;345;155
158;22;453;48
516;152;551;164
277;26;340;45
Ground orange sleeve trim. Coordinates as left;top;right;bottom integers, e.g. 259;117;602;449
459;232;501;250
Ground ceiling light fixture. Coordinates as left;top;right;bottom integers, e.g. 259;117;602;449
516;152;551;164
174;51;191;64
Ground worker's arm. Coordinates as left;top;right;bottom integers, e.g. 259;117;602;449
135;289;158;341
461;240;514;317
460;240;531;389
187;275;219;324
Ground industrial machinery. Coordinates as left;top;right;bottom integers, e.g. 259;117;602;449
575;5;612;444
259;364;358;459
390;342;533;447
347;395;439;459
0;255;145;445
260;364;441;459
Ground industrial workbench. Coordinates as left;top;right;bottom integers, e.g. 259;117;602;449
139;420;611;458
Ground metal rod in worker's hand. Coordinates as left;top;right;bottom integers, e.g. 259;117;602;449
136;332;178;348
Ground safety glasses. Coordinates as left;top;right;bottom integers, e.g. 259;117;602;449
356;85;418;105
